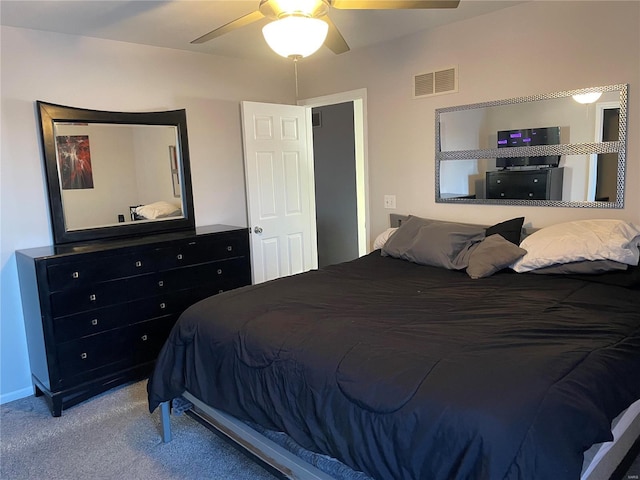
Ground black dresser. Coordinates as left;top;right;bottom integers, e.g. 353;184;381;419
16;225;251;416
486;168;564;200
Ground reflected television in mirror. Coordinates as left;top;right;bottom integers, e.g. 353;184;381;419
435;84;627;208
496;126;560;169
37;101;195;244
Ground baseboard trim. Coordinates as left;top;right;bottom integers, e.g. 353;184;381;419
0;386;34;405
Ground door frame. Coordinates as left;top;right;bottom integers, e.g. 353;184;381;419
297;88;369;256
588;100;619;201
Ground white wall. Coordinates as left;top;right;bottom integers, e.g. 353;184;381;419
0;26;295;402
298;1;640;238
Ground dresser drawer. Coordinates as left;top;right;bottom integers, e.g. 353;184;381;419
47;252;160;292
155;234;250;270
168;257;251;291
50;279;129;317
491;172;547;199
131;316;177;365
486;168;563;200
57;329;130;380
53;303;129;343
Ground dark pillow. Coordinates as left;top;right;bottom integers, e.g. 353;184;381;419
466;234;527;279
485;217;525;245
382;215;485;270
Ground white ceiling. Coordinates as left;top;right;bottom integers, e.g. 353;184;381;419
0;0;523;61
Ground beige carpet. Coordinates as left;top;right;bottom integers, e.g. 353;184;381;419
0;380;278;480
1;380;638;479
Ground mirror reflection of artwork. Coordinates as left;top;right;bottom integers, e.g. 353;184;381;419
56;135;94;189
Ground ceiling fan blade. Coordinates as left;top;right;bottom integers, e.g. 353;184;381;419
331;0;459;9
322;15;350;54
191;10;265;44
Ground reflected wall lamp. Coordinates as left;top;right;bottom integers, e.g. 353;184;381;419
572;92;603;104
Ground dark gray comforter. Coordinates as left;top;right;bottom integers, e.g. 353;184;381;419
148;252;640;480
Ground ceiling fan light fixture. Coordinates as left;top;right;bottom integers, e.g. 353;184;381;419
572;92;603;104
271;0;327;16
262;15;329;59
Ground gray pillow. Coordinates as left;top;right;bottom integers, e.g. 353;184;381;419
528;259;628;275
466;234;527;279
382;216;485;270
380;215;436;258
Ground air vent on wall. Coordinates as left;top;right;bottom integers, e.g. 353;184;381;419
413;66;458;98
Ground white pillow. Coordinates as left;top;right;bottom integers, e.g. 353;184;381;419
511;219;640;273
373;227;398;250
135;201;182;220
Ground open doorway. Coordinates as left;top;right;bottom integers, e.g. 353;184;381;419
588;101;620;202
311;102;358;267
299;89;368;268
595;107;619;202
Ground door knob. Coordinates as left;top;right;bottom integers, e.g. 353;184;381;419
254;226;263;234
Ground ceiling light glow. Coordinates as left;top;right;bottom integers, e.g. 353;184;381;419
262;16;329;59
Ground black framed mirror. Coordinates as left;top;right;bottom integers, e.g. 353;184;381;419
37;101;195;244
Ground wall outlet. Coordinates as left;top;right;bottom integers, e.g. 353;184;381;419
384;195;396;209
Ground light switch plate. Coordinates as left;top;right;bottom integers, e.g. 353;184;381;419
384;195;396;209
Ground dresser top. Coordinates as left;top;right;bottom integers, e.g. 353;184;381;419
17;225;247;259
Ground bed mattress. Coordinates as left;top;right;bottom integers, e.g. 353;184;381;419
148;252;640;480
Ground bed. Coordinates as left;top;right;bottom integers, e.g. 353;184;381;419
148;215;640;480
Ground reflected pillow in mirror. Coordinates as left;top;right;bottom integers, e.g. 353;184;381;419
511;219;640;273
135;201;182;220
466;234;527;279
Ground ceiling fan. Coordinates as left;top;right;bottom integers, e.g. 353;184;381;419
192;0;460;58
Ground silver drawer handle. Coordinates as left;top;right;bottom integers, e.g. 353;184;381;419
227;246;232;251
177;254;183;260
89;294;96;301
160;303;166;309
135;260;142;267
158;280;164;287
91;319;98;326
533;179;539;183
529;193;534;197
496;179;501;184
217;269;223;275
80;352;87;360
72;272;79;279
500;193;505;197
141;334;148;341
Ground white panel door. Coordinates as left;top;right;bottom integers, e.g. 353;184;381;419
241;101;317;284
